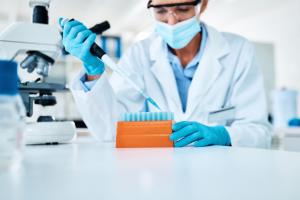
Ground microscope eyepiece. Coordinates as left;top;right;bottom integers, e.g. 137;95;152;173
33;5;49;24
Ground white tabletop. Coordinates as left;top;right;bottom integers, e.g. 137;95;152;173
1;136;300;200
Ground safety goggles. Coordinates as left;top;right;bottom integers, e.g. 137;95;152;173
147;0;201;22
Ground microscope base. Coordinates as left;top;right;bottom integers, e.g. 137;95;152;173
24;121;77;145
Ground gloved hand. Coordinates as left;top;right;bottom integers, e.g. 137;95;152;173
59;18;105;75
170;121;231;147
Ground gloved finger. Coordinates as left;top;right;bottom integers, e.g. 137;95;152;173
172;121;192;132
170;124;200;141
67;24;87;40
194;138;212;147
82;33;96;51
74;30;92;44
58;17;64;27
63;20;82;38
174;132;200;147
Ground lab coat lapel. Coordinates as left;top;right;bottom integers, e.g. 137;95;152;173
186;25;230;116
149;36;182;114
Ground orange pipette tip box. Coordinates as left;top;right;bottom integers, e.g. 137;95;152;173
116;120;174;148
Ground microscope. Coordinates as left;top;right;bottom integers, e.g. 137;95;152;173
0;0;111;144
0;0;75;145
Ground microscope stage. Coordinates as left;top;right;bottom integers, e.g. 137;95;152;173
24;121;77;145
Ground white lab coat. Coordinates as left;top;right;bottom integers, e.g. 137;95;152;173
71;24;271;148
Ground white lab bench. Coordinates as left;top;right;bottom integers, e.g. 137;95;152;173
1;135;300;200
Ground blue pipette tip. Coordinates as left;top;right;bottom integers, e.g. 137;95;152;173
146;97;161;111
120;112;174;122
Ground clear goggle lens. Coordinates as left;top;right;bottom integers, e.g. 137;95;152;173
153;5;196;21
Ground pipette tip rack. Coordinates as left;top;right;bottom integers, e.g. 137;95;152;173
116;112;174;148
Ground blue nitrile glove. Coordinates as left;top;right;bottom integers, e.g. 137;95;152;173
288;118;300;127
170;121;231;147
59;18;105;75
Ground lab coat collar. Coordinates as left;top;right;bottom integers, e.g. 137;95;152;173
149;24;230;118
186;24;230;116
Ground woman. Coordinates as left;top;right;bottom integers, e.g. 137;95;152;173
61;0;271;148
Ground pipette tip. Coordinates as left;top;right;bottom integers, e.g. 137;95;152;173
146;97;161;111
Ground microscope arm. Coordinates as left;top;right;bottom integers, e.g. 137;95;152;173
0;22;62;77
0;22;61;60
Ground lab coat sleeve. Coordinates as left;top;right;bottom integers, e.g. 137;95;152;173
70;44;146;142
225;41;272;148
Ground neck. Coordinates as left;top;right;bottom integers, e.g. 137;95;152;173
171;32;202;68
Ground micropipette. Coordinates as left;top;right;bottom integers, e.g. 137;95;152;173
60;18;161;110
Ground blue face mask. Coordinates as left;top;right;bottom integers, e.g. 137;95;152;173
155;16;201;49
